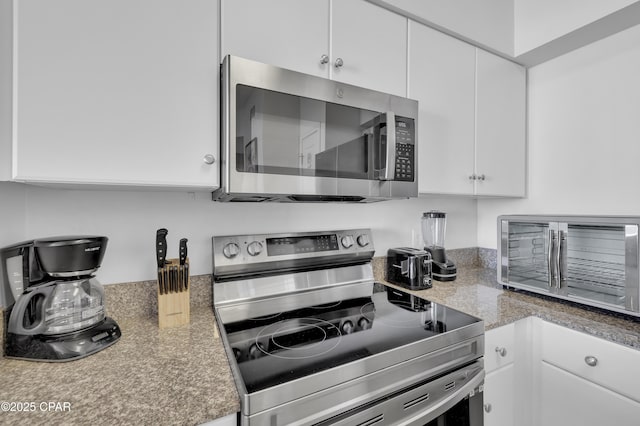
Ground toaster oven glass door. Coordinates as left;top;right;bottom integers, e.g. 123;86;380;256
504;221;555;291
563;224;631;309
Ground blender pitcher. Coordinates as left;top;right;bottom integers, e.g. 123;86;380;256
422;211;457;281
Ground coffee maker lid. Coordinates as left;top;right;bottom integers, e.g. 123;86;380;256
423;211;446;218
33;236;108;248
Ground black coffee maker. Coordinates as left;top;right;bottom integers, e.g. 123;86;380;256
1;236;121;361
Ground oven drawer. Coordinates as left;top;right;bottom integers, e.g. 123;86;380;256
317;361;484;426
540;320;640;402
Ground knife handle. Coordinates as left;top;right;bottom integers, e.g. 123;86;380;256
179;238;188;265
184;263;189;291
156;228;169;268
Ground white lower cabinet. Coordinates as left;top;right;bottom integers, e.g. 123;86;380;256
534;319;640;426
483;320;526;426
538;361;640;426
199;413;237;426
484;364;515;426
485;317;640;426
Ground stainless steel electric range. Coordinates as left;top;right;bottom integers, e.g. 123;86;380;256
212;229;485;426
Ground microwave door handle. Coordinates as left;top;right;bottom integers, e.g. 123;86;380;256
380;111;396;181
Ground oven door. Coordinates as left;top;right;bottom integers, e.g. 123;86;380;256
316;361;484;426
217;55;418;202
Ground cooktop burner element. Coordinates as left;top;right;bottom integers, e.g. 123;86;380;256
212;229;484;426
255;317;342;360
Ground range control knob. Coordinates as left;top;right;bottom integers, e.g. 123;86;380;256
341;235;354;249
358;317;371;330
341;320;354;334
248;342;266;359
222;242;240;259
247;241;263;256
232;347;242;361
356;234;370;247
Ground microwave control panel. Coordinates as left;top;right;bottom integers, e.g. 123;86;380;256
394;118;415;182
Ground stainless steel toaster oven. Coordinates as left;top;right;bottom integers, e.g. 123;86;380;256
498;215;640;317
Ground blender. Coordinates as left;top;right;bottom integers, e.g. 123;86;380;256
422;211;457;281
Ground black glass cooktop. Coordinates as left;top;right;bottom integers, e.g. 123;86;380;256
218;283;481;393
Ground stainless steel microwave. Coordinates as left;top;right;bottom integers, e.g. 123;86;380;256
498;215;640;317
213;55;419;202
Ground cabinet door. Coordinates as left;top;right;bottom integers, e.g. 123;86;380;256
220;0;330;78
475;50;526;197
408;21;475;195
484;364;515;426
331;0;407;97
540;319;640;402
538;361;640;426
485;322;515;373
13;0;218;188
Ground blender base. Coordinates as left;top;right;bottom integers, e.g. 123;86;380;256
432;261;457;282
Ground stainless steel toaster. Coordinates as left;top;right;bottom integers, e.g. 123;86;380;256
386;247;432;290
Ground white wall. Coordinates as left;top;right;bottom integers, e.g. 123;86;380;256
514;0;639;55
370;0;514;55
0;0;12;181
478;23;640;248
0;183;476;294
0;182;26;305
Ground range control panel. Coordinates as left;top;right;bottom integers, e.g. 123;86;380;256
213;229;374;277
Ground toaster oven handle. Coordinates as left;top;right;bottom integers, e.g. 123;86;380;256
548;229;556;288
380;111;396;181
558;230;567;287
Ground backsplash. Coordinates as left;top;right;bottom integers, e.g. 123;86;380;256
1;248;497;353
106;247;498;321
103;248;499;321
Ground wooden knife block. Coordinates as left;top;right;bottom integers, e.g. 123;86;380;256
157;258;190;328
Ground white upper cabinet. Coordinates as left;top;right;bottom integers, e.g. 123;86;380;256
409;22;476;195
11;0;219;189
331;0;407;97
221;0;407;97
220;0;331;78
475;50;526;197
409;20;526;197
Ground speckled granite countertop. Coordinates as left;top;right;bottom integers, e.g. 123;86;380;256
0;305;239;425
2;258;640;426
373;261;640;350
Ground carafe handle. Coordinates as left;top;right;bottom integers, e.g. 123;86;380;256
7;285;56;335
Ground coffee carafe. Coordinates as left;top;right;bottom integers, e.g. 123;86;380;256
1;236;121;361
421;211;457;281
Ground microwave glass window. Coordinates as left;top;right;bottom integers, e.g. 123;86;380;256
235;84;381;179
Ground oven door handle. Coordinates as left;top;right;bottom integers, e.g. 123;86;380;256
403;368;485;426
